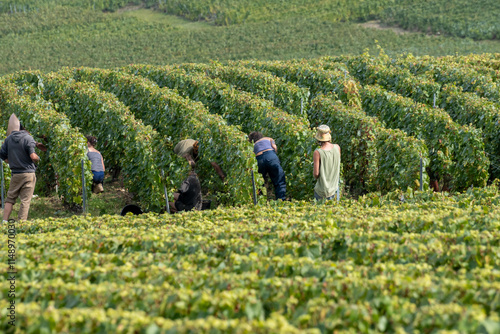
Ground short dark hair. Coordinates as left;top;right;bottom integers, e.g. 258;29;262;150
248;131;264;143
86;135;97;147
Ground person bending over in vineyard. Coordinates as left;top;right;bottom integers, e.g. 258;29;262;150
174;139;225;181
1;114;40;222
169;168;202;213
248;131;287;201
86;136;105;194
313;125;341;201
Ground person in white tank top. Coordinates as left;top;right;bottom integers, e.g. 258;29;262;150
313;125;341;201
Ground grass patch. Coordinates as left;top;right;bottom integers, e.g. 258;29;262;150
2;175;130;220
122;8;211;29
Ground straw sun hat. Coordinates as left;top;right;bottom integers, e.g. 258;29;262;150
315;125;331;142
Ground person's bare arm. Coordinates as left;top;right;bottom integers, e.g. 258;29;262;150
100;154;105;172
313;150;321;179
168;201;177;213
210;162;226;181
35;142;47;152
183;153;196;168
30;152;40;163
270;138;278;153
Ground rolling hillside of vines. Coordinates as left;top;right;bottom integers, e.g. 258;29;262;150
1;2;500;333
1;52;500;210
1;1;500;76
2;0;499;40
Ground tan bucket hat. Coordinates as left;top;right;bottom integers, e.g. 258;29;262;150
315;125;331;142
6;113;20;136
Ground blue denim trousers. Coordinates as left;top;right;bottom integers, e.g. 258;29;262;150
256;150;287;200
92;171;105;183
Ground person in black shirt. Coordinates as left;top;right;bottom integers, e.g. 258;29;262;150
169;169;202;213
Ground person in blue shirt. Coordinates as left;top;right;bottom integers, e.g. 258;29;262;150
248;131;286;200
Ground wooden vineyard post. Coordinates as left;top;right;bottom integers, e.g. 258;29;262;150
420;155;423;191
251;169;257;205
162;170;170;214
1;161;4;210
81;159;86;215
